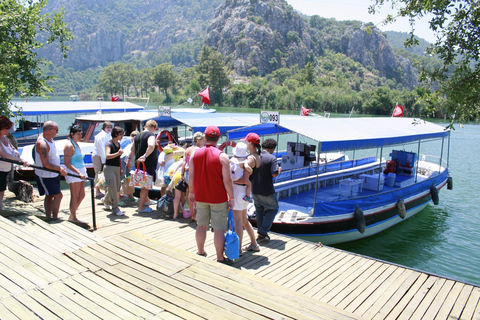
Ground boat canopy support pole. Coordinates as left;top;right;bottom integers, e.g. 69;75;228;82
439;136;445;172
416;140;421;183
312;141;321;216
377;147;383;190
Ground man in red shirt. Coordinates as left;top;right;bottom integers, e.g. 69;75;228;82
188;126;235;264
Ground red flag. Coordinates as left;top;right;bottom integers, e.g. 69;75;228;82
198;87;210;105
392;104;404;117
300;106;312;116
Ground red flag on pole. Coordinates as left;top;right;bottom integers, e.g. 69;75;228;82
300;106;312;116
392;104;404;117
198;87;210;105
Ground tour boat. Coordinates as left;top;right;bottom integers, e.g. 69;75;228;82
227;116;452;245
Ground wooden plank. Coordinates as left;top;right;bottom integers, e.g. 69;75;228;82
110;261;247;320
336;262;393;310
48;281;104;320
448;285;474;320
398;277;446;320
188;261;356;320
0;300;21;320
279;245;342;288
420;279;456;320
39;283;102;320
306;254;364;297
0;255;50;288
0;267;37;292
172;270;289;319
460;286;480;320
343;263;399;312
434;281;466;320
80;271;163;316
385;273;433;320
62;276;134;319
69;273;155;319
26;289;82;320
10;292;61;320
0;232;76;278
360;268;415;318
1;295;42;320
94;268;204;320
299;250;360;296
315;258;377;302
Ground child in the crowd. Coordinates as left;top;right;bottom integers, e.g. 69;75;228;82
229;142;253;202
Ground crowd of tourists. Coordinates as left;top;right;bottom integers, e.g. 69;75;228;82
0;117;282;265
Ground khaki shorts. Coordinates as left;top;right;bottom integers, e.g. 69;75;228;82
196;201;228;231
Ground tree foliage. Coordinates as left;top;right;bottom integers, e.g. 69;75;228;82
369;0;480;126
195;46;230;105
0;0;72;115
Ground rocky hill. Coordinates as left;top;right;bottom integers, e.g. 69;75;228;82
40;0;419;88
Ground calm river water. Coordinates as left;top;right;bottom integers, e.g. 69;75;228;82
15;100;480;286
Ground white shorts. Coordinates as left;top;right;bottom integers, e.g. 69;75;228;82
65;167;86;184
232;184;248;211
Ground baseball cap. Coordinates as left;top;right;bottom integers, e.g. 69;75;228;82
241;132;260;144
204;125;220;138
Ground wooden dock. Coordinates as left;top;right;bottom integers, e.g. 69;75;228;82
1;187;479;319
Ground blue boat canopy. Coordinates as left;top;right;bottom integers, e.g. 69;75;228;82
227;116;450;152
171;112;260;135
11;101;144;116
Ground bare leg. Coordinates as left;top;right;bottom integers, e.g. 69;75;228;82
232;209;244;249
51;192;63;219
138;187;149;211
68;182;85;221
0;191;4;210
173;190;182;219
213;229;226;261
44;195;54;218
243;210;258;247
196;225;208;255
186;188;196;220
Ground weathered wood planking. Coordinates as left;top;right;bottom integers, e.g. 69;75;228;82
2;188;480;319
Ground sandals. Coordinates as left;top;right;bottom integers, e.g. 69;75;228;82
243;244;260;252
138;207;153;213
217;257;234;265
196;252;207;257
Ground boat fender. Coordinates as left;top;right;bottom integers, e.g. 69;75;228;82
430;184;439;205
218;140;236;151
156;130;174;152
354;205;366;234
447;176;453;190
396;198;406;219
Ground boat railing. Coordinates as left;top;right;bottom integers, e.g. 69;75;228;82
419;153;448;170
274;157;381;200
275;156;376;183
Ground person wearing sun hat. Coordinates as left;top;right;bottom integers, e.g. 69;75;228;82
188;125;235;265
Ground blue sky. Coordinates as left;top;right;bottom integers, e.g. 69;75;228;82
287;0;436;43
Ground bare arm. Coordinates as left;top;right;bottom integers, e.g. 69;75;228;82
187;151;196;203
234;154;256;184
138;135;156;162
36;140;66;176
220;153;235;208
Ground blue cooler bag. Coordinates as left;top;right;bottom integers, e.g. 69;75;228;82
224;210;240;260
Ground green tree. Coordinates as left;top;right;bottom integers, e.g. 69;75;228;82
98;63;136;97
369;0;480;125
152;63;177;103
196;46;230;105
0;0;72;115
